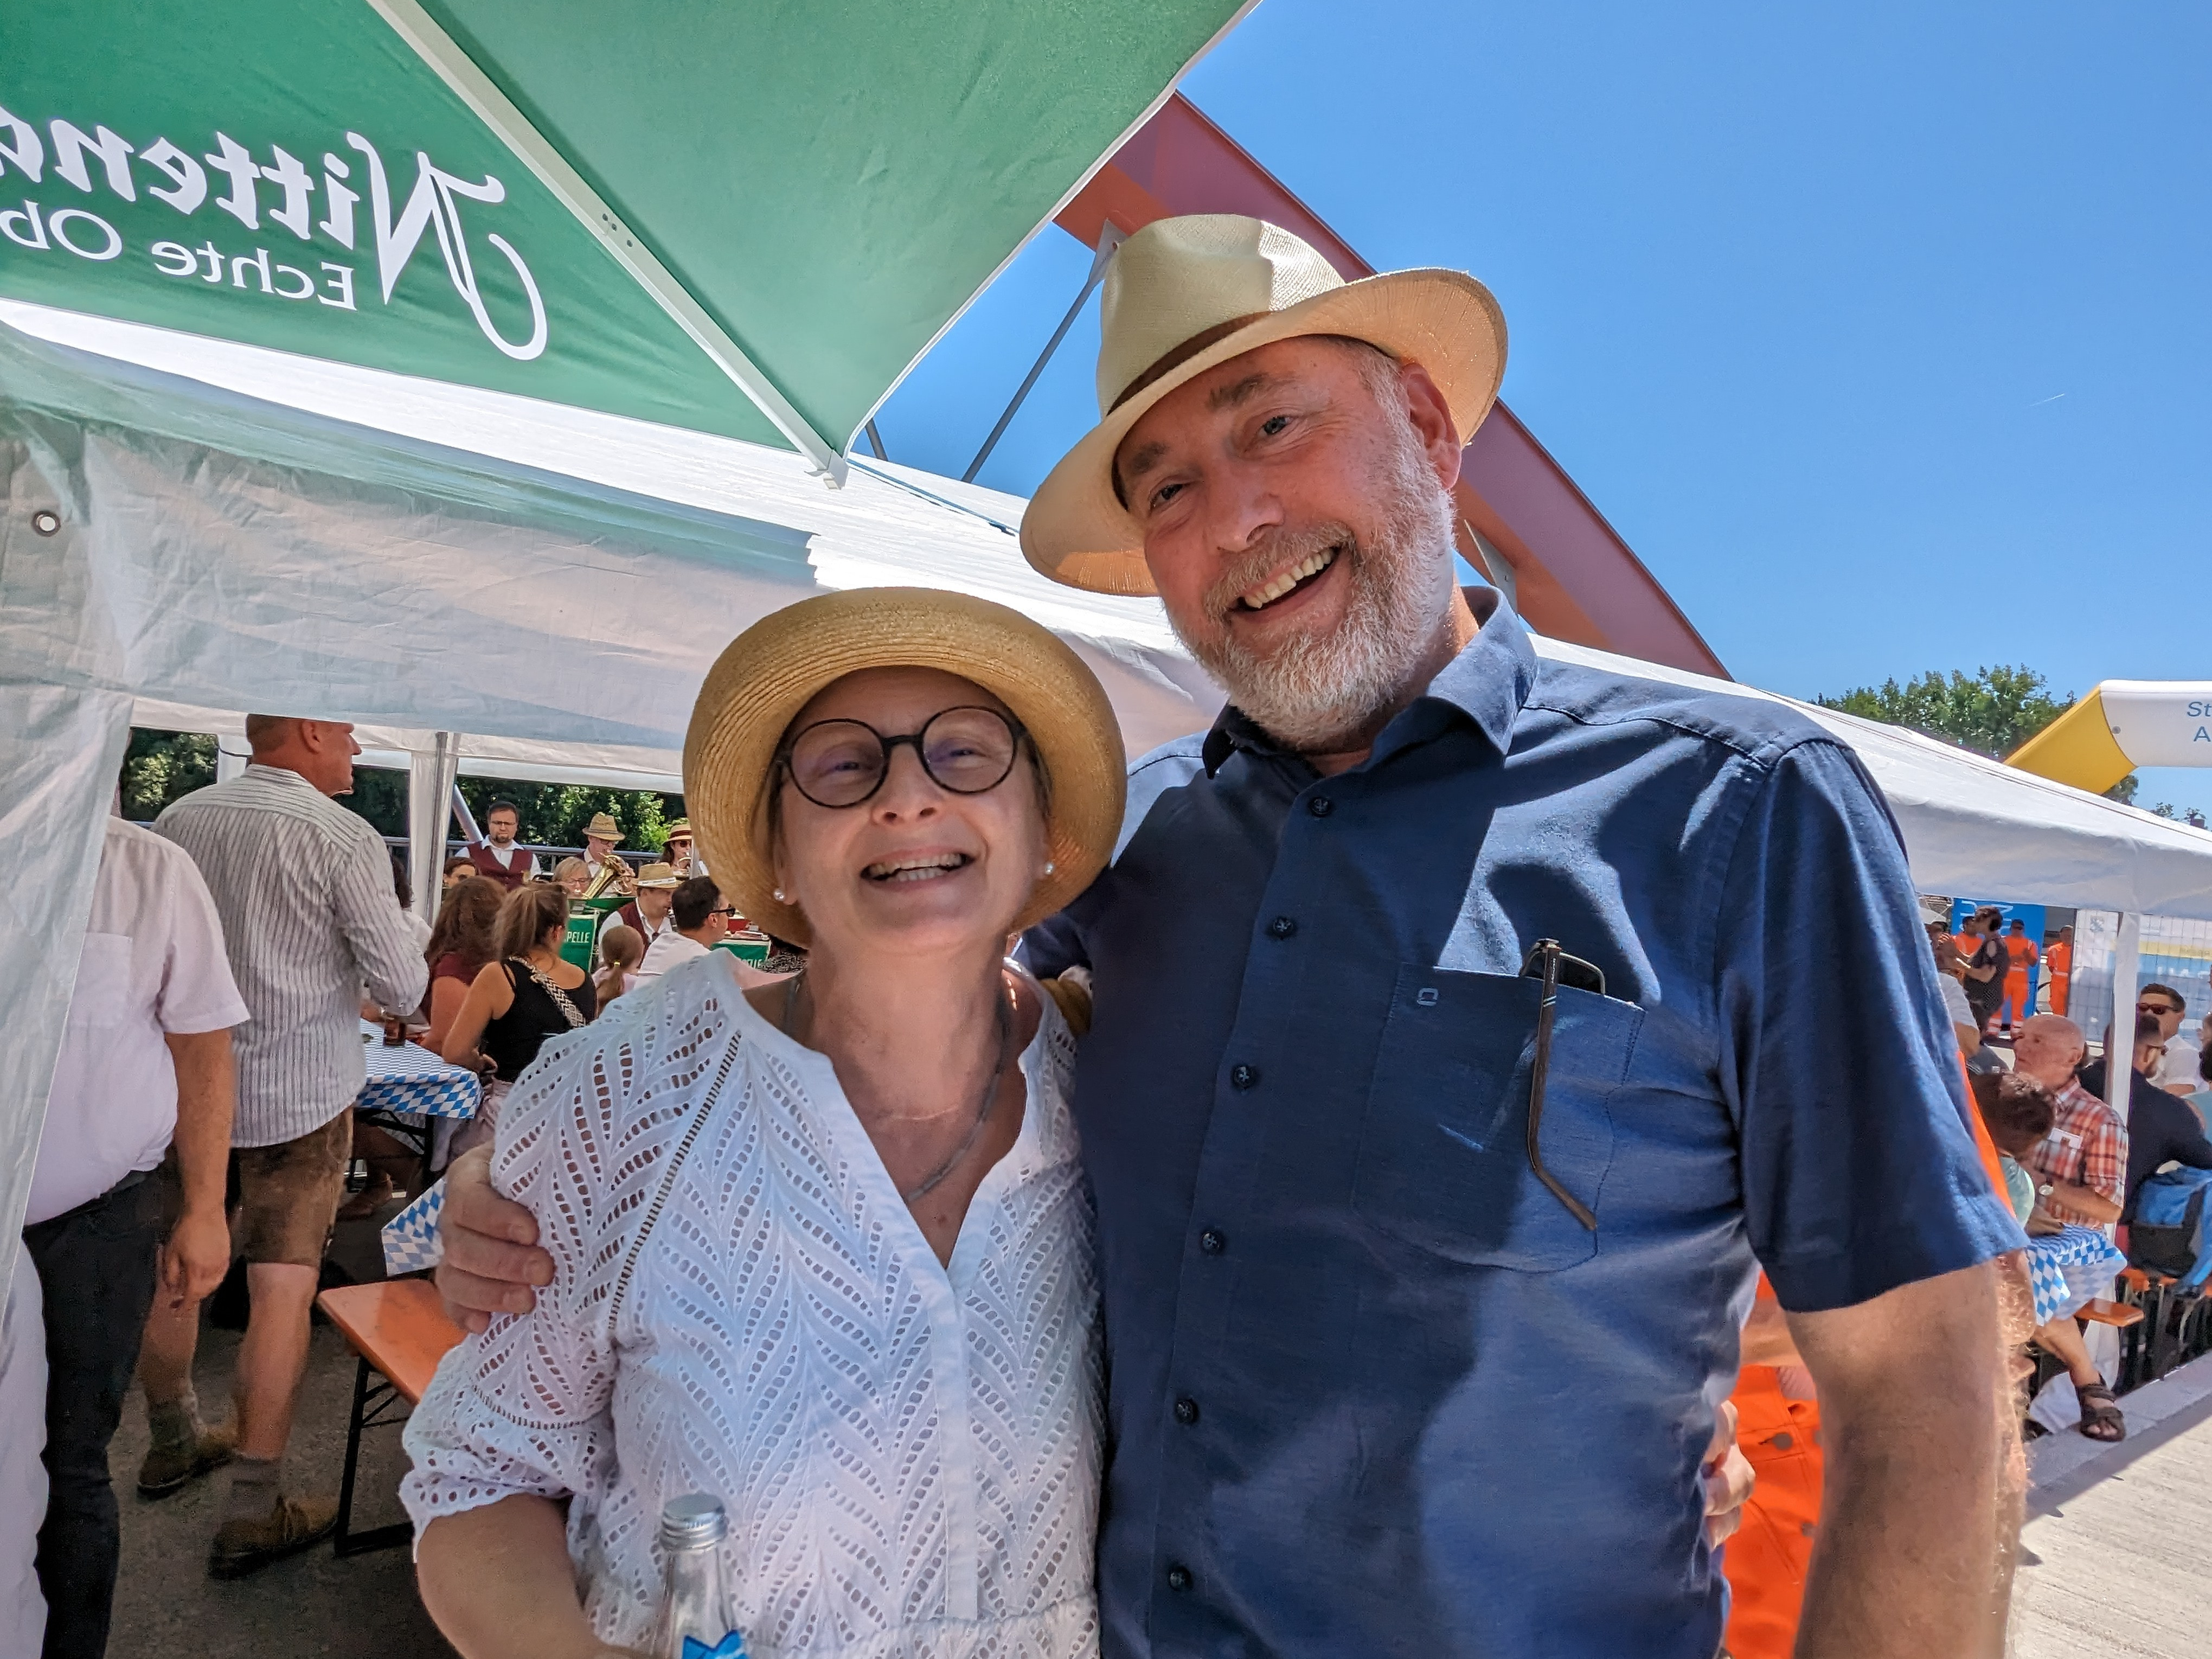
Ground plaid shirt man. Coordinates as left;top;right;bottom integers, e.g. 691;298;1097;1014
2021;1080;2127;1229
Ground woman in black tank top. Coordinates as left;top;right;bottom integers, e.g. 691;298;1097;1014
442;885;601;1145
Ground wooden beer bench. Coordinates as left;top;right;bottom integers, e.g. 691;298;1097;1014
315;1279;465;1556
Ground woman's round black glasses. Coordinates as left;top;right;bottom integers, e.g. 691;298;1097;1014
779;706;1024;810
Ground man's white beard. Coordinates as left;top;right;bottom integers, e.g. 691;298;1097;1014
1170;443;1459;754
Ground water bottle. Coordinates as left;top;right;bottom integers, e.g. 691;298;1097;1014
650;1495;748;1659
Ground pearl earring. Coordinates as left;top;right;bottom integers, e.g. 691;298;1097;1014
1043;861;1055;876
772;888;786;902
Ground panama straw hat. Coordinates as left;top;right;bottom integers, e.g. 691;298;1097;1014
634;862;679;889
1020;214;1506;597
683;588;1128;947
582;811;623;844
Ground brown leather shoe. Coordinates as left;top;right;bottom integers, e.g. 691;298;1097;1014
207;1493;339;1579
137;1423;237;1499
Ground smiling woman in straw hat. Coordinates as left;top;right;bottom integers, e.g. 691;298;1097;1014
405;587;1125;1659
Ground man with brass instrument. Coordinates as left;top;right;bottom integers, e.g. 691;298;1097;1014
576;812;636;899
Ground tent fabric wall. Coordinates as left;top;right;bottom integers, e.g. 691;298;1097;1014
0;311;1219;1293
0;686;134;1267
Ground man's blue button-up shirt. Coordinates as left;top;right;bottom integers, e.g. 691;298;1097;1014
1027;595;2023;1658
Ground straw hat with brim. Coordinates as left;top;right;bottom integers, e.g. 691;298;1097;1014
683;588;1127;947
1021;214;1508;597
583;812;622;844
634;862;679;889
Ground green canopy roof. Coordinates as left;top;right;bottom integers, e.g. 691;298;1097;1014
0;0;1247;473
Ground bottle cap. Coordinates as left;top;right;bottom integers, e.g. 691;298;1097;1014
659;1494;728;1551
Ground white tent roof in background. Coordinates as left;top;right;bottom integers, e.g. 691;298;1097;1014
1540;638;2212;920
8;298;2212;919
0;299;1223;768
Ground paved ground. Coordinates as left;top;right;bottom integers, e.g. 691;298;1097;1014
2014;1354;2212;1658
107;1209;454;1659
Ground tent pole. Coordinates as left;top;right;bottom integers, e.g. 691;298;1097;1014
2105;911;2140;1119
407;734;463;927
215;733;249;784
963;226;1122;484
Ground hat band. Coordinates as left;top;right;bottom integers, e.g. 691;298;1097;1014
1108;311;1273;413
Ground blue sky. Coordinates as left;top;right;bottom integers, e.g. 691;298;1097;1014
874;0;2212;816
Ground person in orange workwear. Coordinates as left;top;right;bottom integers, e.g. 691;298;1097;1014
1722;1043;2016;1659
2001;920;2038;1035
2045;925;2072;1016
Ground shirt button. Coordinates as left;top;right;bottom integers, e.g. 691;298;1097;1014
1166;1564;1193;1592
1199;1228;1226;1255
1307;795;1334;817
1229;1063;1258;1091
1267;915;1297;939
1174;1397;1200;1425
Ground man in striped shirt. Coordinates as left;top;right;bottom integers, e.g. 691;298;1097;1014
149;715;427;1579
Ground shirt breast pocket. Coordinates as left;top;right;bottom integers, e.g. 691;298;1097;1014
1352;964;1642;1272
68;932;137;1032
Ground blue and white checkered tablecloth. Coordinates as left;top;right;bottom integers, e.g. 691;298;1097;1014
382;1179;446;1276
2025;1224;2126;1325
357;1021;480;1121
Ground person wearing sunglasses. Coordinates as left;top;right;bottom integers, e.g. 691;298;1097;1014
2134;984;2202;1095
632;874;732;979
401;590;1127;1659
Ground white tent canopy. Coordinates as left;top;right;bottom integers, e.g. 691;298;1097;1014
6;298;2212;1275
1536;639;2212;922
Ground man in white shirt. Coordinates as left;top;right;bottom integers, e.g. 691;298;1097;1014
152;715;427;1580
613;862;680;946
637;876;729;979
2139;984;2202;1094
20;815;246;1657
462;800;540;892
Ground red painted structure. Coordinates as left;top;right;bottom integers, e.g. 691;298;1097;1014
1056;95;1727;677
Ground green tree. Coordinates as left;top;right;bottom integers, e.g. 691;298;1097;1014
116;731;683;857
454;778;684;854
1816;666;2151;805
119;730;216;819
1815;666;2074;760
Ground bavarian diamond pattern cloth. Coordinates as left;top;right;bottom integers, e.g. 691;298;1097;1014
2026;1224;2126;1325
382;1180;446;1277
358;1022;480;1120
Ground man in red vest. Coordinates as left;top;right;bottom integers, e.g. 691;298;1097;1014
464;801;538;891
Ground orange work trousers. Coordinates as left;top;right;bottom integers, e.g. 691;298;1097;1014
1722;1369;1825;1659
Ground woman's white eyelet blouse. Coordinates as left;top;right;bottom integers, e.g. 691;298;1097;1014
402;953;1102;1658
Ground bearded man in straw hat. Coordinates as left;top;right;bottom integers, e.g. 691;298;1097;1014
438;217;2025;1657
1020;217;2022;1658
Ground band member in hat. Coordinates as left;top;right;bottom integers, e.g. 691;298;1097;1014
577;811;636;898
612;862;681;947
662;818;700;876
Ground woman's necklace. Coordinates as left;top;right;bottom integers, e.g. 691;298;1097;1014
783;970;1016;1203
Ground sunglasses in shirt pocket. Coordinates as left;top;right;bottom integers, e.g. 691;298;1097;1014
1352;963;1643;1272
